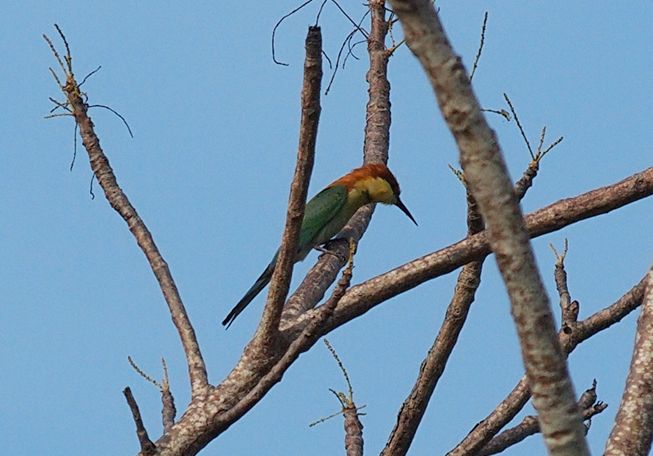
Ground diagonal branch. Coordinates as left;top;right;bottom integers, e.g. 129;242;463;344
45;27;209;398
283;167;653;338
256;25;323;343
381;154;547;456
124;387;157;456
381;188;485;456
605;267;653;455
387;2;589;453
480;390;607;455
448;273;649;455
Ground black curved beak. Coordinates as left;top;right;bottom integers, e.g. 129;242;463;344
395;197;418;226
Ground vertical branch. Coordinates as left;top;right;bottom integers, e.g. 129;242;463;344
282;0;393;324
257;26;323;342
605;268;653;456
387;2;589;455
45;28;209;398
364;0;391;164
343;402;365;456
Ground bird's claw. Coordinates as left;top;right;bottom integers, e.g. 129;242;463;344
315;240;348;263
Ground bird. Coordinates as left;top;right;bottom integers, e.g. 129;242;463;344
222;163;417;328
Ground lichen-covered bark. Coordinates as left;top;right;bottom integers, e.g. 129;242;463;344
605;269;653;455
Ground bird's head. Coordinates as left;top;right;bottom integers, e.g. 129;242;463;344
332;163;417;225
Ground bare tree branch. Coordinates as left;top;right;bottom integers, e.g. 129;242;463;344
44;26;209;398
449;274;649;455
322;339;365;456
257;25;322;343
216;240;357;429
605;267;653;456
381;186;485;456
468;11;488;82
381;146;553;455
391;3;589;446
343;400;365;456
128;357;177;432
286;167;653;337
123;387;157;456
283;0;393;322
479;386;607;456
550;240;579;331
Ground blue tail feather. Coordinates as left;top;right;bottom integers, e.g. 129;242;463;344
222;261;276;328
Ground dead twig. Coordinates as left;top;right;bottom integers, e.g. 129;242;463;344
44;24;209;397
469;12;488;82
123;387;156;456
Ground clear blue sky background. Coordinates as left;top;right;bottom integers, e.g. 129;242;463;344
2;1;652;455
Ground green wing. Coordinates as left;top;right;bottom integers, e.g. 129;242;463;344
298;185;348;250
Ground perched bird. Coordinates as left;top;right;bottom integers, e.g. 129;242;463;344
222;163;417;328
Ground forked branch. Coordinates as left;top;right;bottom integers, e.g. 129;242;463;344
44;25;209;398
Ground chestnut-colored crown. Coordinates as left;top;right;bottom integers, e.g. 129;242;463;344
329;163;401;196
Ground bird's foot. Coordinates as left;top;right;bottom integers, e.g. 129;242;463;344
315;239;348;263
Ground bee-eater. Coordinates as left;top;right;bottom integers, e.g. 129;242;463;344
222;163;417;328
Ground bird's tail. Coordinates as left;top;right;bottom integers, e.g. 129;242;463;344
222;260;276;328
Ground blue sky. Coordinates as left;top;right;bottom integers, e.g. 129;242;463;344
2;1;652;455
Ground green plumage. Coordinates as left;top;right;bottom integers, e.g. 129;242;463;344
222;185;349;328
222;163;416;329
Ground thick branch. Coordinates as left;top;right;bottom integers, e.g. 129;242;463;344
257;25;322;341
605;268;653;456
284;167;653;337
448;274;649;455
387;1;588;453
51;42;208;397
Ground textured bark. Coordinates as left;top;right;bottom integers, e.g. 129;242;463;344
54;47;209;398
257;25;322;342
344;404;364;456
285;168;653;337
449;275;649;455
387;2;589;453
363;0;391;164
605;269;653;456
124;387;156;456
480;399;607;456
282;0;392;322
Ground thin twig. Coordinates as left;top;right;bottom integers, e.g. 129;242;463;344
331;0;369;39
503;93;534;159
79;65;102;87
469;12;488;82
324;339;354;400
315;0;328;25
482;108;511;121
88;104;134;138
271;0;315;66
